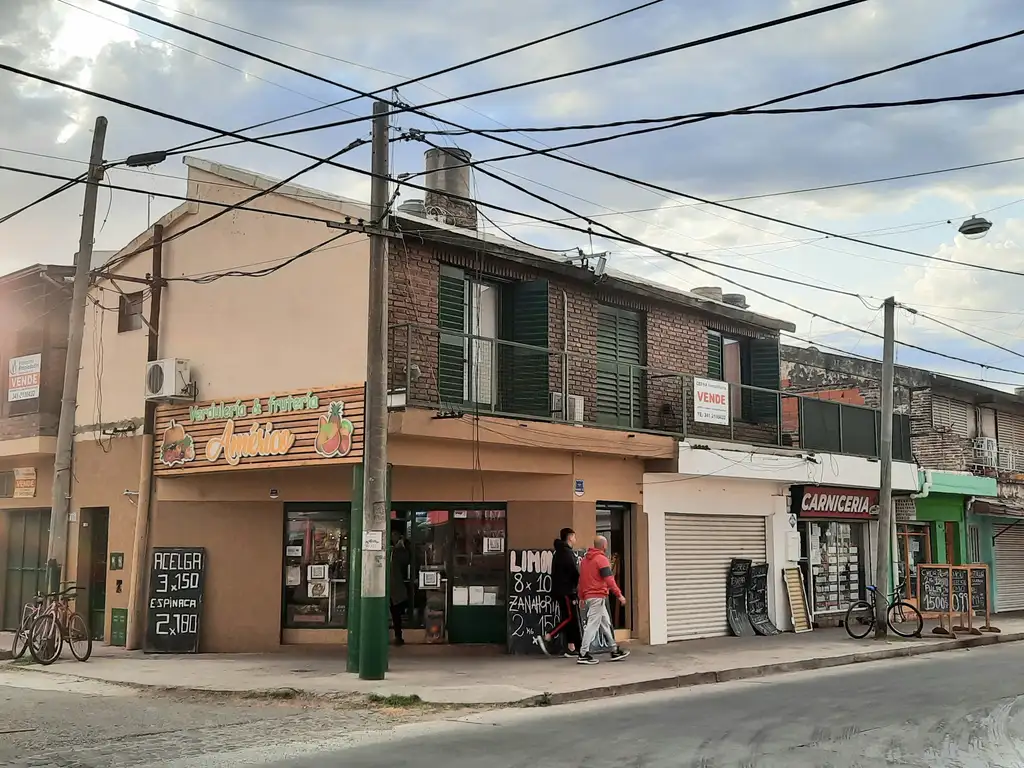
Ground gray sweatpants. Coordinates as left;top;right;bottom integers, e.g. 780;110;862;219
580;597;617;655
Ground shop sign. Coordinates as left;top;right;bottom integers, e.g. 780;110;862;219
798;486;879;519
7;353;41;402
694;377;730;425
13;467;36;498
153;384;364;475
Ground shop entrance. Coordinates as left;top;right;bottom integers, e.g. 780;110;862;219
895;523;930;603
83;507;109;640
596;502;631;630
2;508;49;631
391;504;507;644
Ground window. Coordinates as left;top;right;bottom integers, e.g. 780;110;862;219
596;305;643;427
282;505;350;629
0;471;13;498
968;525;982;564
931;395;975;437
117;291;144;333
707;330;780;424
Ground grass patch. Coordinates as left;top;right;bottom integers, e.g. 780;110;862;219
366;693;423;707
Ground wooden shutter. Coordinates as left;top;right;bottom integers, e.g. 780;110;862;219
596;305;643;427
437;265;466;406
746;337;780;424
707;330;723;380
500;279;550;417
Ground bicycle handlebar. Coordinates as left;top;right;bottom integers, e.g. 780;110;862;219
44;585;85;599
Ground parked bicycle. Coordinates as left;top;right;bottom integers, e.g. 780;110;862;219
28;585;92;665
844;579;923;639
10;593;46;660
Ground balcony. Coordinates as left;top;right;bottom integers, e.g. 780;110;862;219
971;437;1024;474
388;323;912;461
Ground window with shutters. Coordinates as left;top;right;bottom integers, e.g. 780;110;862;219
931;395;975;437
706;330;780;424
437;265;549;416
596;305;643;427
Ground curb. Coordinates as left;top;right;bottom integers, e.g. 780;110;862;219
533;631;1024;707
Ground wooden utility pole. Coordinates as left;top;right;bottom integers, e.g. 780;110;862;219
358;101;391;680
46;116;108;594
874;296;896;638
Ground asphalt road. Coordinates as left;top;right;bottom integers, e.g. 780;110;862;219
5;643;1024;766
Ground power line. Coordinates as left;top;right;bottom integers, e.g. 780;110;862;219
425;87;1024;135
911;309;1024;363
0;172;86;225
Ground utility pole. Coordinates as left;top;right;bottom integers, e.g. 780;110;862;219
358;101;391;680
874;296;896;638
126;224;164;650
46;116;108;595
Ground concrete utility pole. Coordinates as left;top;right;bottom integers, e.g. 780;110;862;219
46;115;108;594
358;101;391;680
874;296;896;638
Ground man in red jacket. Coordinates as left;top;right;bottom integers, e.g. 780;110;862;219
577;536;629;665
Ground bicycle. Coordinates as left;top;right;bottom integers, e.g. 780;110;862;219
11;593;46;660
28;585;92;665
844;579;923;639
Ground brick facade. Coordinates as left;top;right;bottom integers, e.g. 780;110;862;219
387;237;781;436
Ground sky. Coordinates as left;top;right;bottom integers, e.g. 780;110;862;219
4;0;1024;389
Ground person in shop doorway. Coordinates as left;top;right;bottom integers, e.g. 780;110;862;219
535;527;581;658
577;535;629;665
390;531;411;646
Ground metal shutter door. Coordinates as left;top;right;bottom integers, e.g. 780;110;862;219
995;526;1024;612
665;515;767;641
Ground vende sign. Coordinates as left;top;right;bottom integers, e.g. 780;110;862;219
799;486;879;519
694;377;730;425
7;353;41;402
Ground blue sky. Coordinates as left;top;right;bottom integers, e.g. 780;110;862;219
3;0;1024;389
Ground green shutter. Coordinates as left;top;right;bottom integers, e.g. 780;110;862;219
438;265;466;406
596;306;643;427
747;337;780;424
500;279;549;417
707;330;723;380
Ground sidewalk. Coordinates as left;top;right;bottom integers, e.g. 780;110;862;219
4;619;1024;705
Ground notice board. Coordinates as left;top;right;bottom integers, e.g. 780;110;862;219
145;547;206;653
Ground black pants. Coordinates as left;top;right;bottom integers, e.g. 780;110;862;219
390;599;407;642
548;595;581;651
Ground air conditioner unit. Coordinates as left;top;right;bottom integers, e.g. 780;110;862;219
566;395;585;424
550;391;564;416
145;358;193;401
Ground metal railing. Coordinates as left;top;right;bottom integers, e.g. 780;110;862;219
388;323;910;460
971;439;1024;473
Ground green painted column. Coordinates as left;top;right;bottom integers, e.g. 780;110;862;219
346;464;363;674
358;464;392;680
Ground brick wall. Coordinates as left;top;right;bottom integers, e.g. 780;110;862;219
910;389;971;471
387;239;779;435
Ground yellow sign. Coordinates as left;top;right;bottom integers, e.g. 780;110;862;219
13;467;36;498
205;420;297;466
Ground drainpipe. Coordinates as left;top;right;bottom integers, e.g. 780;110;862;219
126;224;164;650
911;469;933;500
561;289;568;420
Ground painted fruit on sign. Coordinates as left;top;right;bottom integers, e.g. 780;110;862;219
159;420;195;467
314;401;355;458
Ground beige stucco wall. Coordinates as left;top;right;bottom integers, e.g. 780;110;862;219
76;165;371;435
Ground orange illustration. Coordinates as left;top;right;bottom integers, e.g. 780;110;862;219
159;420;196;467
314;401;355;458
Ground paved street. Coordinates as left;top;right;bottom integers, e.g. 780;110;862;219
6;642;1024;766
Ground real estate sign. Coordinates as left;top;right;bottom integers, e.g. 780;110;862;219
694;377;730;425
7;353;41;402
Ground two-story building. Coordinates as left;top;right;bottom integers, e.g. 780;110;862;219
0;263;74;632
782;345;1015;610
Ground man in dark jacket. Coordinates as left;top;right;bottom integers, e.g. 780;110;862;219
535;528;581;657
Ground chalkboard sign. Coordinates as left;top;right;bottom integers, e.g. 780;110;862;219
145;547;206;654
727;559;755;637
508;549;560;655
747;563;779;636
919;565;951;614
970;566;988;612
951;567;970;614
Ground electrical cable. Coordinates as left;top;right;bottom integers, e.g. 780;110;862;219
98;0;865;154
0;172;86;225
910;309;1024;363
424;87;1024;135
148;0;669;155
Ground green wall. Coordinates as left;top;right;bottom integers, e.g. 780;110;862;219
915;493;966;564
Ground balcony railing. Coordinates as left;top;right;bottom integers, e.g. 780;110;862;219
971;438;1024;473
388;323;912;461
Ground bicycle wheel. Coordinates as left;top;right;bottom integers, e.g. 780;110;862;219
887;601;924;638
844;600;876;639
11;609;33;660
67;613;93;662
29;613;62;665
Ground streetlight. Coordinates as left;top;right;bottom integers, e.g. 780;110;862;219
958;215;992;240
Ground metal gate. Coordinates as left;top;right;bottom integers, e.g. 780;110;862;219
2;508;50;630
665;514;767;641
995;524;1024;612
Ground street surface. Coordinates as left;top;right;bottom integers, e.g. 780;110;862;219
5;643;1024;766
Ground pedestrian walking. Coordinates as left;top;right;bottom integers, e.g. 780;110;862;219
577;535;629;665
534;527;581;658
390;531;411;646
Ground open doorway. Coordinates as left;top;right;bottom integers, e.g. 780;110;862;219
596;502;632;631
78;507;109;640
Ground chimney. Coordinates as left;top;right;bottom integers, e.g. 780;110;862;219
722;293;749;309
397;199;426;218
692;286;723;302
423;148;477;231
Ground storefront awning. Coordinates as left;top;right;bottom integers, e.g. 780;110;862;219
970;498;1024;519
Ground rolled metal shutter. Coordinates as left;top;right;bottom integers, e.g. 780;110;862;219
664;514;767;641
995;526;1024;612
